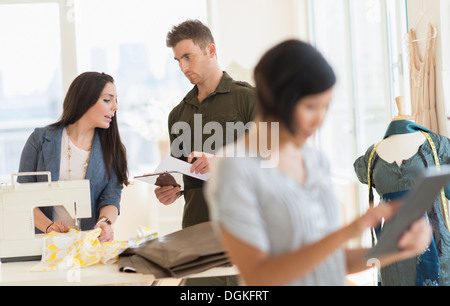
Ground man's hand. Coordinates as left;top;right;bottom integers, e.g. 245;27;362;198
154;185;182;205
188;151;215;174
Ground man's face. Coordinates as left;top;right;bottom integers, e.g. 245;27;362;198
173;39;213;85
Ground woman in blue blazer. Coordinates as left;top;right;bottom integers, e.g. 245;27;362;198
18;72;129;242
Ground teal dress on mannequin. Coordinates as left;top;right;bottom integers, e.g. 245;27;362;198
354;120;450;286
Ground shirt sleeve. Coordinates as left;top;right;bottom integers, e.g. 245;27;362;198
96;172;122;214
17;130;40;183
242;89;256;124
353;144;375;185
435;134;450;198
205;157;270;252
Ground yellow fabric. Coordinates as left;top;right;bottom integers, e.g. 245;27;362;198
31;226;157;272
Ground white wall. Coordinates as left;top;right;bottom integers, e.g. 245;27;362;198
208;0;309;84
439;0;450;134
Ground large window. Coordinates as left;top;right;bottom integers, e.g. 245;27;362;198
0;0;208;179
310;0;409;175
309;0;409;244
0;2;64;178
74;0;208;176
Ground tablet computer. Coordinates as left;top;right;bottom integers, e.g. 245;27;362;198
366;166;450;260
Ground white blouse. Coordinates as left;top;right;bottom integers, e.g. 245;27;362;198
54;128;91;229
205;139;347;285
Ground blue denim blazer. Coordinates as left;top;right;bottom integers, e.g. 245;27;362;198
18;125;123;230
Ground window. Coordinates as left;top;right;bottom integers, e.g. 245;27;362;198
0;0;208;179
0;2;63;178
309;0;409;244
73;0;208;176
310;0;409;174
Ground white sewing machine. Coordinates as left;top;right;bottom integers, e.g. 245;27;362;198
0;172;91;263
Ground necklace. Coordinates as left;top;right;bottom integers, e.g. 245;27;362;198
65;128;92;180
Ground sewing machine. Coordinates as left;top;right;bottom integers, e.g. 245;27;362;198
0;172;91;263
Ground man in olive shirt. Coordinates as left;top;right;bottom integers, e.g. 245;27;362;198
155;20;255;226
154;20;255;285
167;70;255;228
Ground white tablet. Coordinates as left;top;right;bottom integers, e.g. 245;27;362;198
366;166;450;260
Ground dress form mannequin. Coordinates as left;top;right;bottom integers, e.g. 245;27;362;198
354;97;450;286
376;96;425;166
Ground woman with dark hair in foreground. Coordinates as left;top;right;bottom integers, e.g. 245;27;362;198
205;40;431;285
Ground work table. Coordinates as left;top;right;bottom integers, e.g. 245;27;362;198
0;260;238;286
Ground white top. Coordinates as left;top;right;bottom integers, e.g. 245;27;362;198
55;128;91;228
205;139;347;286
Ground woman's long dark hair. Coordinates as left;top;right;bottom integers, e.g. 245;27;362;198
51;72;129;186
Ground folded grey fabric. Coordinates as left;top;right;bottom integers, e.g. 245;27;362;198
119;221;231;278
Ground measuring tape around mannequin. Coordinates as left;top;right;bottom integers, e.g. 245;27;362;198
367;131;450;232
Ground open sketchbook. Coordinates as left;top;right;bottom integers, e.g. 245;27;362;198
134;155;210;187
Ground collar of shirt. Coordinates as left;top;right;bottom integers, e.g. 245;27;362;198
383;120;432;139
183;71;233;107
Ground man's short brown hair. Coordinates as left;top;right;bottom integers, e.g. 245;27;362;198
166;19;215;49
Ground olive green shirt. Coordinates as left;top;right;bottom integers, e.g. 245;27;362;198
168;71;256;228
